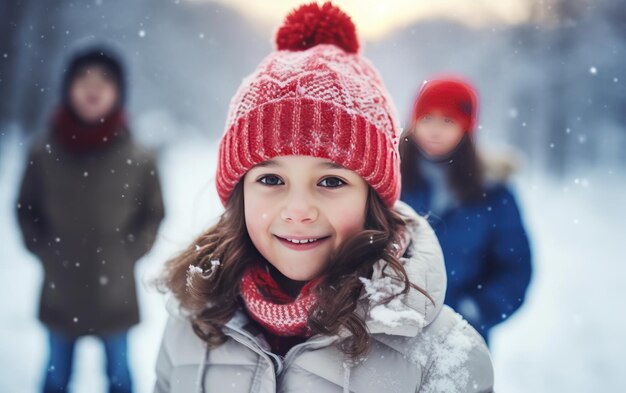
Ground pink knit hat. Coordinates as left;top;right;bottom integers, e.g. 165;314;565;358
216;2;401;207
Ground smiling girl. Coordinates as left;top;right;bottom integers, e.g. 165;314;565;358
154;3;493;392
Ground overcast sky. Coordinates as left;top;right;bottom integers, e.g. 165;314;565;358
190;0;533;39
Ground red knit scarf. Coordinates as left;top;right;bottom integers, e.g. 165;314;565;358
52;106;126;152
240;262;320;337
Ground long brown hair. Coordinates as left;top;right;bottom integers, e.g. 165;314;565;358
159;181;431;360
399;125;484;202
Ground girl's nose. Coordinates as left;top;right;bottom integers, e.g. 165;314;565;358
280;193;318;223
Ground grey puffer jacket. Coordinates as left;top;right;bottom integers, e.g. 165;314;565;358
154;201;494;393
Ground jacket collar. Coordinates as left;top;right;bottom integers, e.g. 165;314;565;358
359;200;446;337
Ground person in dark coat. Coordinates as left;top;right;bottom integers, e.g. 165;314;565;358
399;77;532;345
16;45;165;393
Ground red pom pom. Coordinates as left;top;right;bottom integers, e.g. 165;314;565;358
276;2;359;53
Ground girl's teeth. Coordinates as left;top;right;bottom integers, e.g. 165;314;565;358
287;238;318;244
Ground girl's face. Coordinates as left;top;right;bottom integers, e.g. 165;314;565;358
69;65;119;124
412;109;465;159
243;155;368;281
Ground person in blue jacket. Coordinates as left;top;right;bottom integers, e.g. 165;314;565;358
399;77;532;345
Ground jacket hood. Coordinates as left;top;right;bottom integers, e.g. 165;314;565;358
359;200;447;337
479;146;522;185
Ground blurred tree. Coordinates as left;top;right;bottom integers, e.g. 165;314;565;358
600;0;626;165
0;0;31;133
509;2;544;167
546;0;584;176
14;0;65;134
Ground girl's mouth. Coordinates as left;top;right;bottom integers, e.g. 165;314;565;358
274;235;330;251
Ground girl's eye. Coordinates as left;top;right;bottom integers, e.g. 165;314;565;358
258;175;284;186
444;117;455;124
422;115;433;122
319;177;345;188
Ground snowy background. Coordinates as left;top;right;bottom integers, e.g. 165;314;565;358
1;0;626;392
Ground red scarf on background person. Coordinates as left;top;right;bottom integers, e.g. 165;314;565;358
52;106;126;153
240;262;320;338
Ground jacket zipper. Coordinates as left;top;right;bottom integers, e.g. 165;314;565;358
223;326;284;375
276;335;338;385
224;325;338;383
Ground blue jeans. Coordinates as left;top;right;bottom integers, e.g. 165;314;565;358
42;329;133;393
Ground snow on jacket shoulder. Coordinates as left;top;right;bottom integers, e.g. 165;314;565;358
154;201;494;393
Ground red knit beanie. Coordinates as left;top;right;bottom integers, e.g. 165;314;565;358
216;2;401;207
410;77;479;134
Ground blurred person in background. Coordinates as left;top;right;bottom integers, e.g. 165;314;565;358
16;45;165;393
399;77;532;346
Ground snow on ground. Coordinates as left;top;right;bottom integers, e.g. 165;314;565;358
491;166;626;392
1;129;625;392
